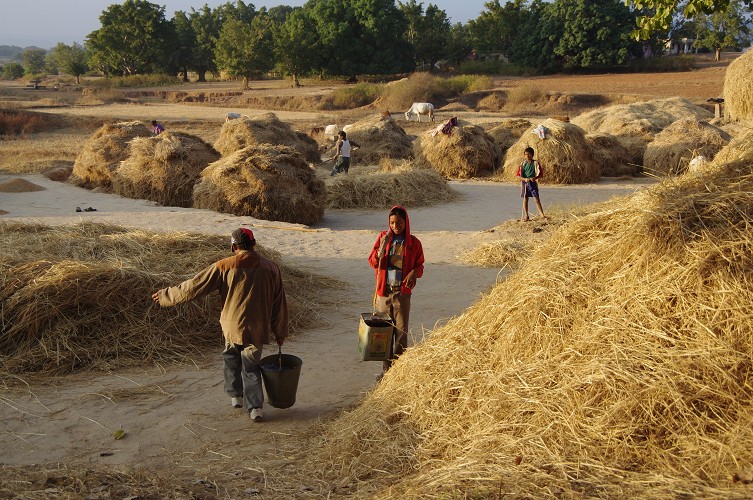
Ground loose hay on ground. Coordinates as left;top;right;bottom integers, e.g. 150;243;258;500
643;118;730;176
70;121;151;191
0;222;340;379
413;125;502;179
295;153;753;498
457;240;529;269
572;97;713;139
213;113;320;163
325;163;457;209
112;131;219;208
498;118;600;184
193;144;326;225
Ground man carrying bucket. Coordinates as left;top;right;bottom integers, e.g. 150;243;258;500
151;228;289;422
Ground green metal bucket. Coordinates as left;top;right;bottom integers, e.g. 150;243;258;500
259;351;303;409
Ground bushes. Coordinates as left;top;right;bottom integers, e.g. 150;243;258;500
0;110;61;136
379;72;495;111
330;82;383;109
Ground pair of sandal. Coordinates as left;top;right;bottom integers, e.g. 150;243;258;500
75;206;97;212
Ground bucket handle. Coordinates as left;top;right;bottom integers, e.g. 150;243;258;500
277;345;282;369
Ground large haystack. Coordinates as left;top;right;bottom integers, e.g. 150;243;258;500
586;133;641;177
337;114;413;165
71;121;151;190
572;97;713;139
486;118;533;153
214;113;320;163
0;222;339;377
112;131;219;208
643;118;731;176
326;163;456;209
193;144;325;225
413;125;502;179
298;147;753;498
723;50;753;122
499;118;600;184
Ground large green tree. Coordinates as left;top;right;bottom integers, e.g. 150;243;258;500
86;0;175;75
509;0;561;68
188;5;221;82
446;22;474;67
172;11;196;81
215;10;275;88
47;43;88;83
275;8;320;86
399;1;452;71
550;0;639;68
691;1;752;60
308;0;414;78
22;47;47;76
468;0;529;60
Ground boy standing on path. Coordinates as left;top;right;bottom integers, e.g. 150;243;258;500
516;146;547;222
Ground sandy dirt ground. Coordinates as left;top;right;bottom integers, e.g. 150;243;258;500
0;171;655;478
0;62;728;493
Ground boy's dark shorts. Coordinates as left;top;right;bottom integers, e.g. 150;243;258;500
520;180;540;199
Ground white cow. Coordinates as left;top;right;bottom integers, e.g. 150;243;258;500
405;102;435;122
324;124;339;141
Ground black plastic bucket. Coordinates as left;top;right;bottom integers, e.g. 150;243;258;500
259;352;303;409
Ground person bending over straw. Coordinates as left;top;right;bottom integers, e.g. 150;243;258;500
516;146;547;222
151;228;288;422
368;205;425;380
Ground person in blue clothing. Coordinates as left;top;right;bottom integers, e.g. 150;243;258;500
151;120;165;135
516;147;547;222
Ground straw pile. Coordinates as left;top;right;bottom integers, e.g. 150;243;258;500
193;144;326;225
712;128;753;166
498;118;600;184
337;114;413;165
71;121;151;190
325;162;456;209
723;49;753;122
643;118;731;176
486;118;533;153
213;113;320;163
572;97;713;140
586;133;641;177
297;151;753;497
0;222;340;377
414;125;502;179
112;132;219;208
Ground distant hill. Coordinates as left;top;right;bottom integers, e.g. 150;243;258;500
0;45;26;64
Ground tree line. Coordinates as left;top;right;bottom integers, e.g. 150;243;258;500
2;0;751;85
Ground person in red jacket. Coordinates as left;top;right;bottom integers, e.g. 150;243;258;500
368;205;425;376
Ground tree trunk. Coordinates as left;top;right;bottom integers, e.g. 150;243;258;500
292;73;300;87
181;67;189;82
715;48;721;62
197;70;207;82
243;75;250;90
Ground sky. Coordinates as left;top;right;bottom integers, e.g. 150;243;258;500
1;0;490;49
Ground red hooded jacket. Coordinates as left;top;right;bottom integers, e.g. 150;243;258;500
368;205;425;296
